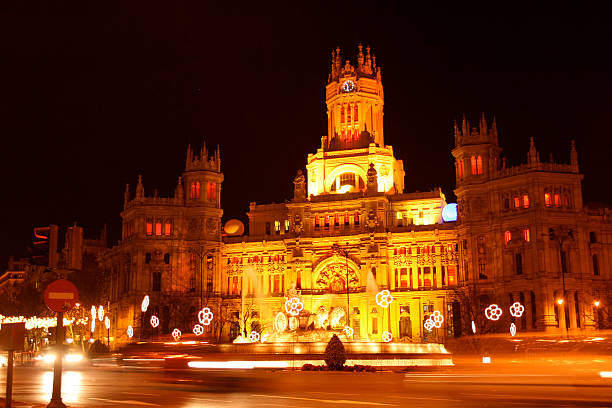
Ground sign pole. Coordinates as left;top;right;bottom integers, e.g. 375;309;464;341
47;311;66;408
6;350;13;408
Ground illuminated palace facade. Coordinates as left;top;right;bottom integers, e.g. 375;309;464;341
102;45;612;345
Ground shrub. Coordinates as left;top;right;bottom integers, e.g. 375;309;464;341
302;363;314;371
324;334;346;370
88;340;110;356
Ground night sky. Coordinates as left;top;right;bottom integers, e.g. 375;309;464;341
1;3;611;269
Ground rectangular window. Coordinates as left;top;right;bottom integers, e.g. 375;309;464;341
354;211;360;225
514;197;520;208
522;194;529;208
207;182;216;201
545;193;552;207
284;219;290;232
372;316;378;334
274;220;281;234
344;212;349;226
554;193;561;207
273;275;280;293
447;265;457;286
324;215;330;228
423;266;431;287
334;213;340;227
560;251;568;275
152;272;161;292
478;259;487;279
477;156;483;174
231;277;239;295
265;222;271;235
515;253;523;275
593;254;600;276
523;228;530;242
155;222;162;236
314;215;320;228
471;156;477;175
163;253;170;264
400;268;408;288
164;222;172;236
145;253;151;264
589;231;597;243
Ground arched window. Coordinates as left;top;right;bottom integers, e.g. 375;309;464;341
554;193;561;207
522;194;529;208
340;105;345;123
457;159;465;178
476;156;483;175
544;192;552;207
207;182;216;201
514;196;520;209
155;220;162;236
347;103;351;122
504;230;512;245
503;197;510;209
471;156;477;175
164;220;172;236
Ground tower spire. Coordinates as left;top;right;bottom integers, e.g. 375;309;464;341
123;184;130;208
527;137;539;166
136;175;144;199
570;140;579;171
480;112;488;136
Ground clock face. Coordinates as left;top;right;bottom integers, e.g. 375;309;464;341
342;80;355;93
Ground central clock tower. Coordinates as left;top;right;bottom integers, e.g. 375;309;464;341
306;45;404;197
325;44;385;150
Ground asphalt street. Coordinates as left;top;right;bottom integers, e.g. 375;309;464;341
1;362;611;407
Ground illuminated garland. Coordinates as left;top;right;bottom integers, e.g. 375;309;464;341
274;312;287;332
193;324;204;336
485;304;502;321
249;331;260;342
0;315;88;330
98;305;104;322
198;307;214;326
141;295;150;313
382;331;393;342
127;325;134;338
289;316;298;331
509;302;524;318
104;316;110;330
510;322;517;337
172;328;181;341
150;315;159;328
284;297;304;317
375;290;393;308
343;326;354;337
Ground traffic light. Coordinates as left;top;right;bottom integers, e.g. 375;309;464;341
548;228;555;241
32;225;59;267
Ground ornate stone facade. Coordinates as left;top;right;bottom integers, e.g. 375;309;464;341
102;45;612;346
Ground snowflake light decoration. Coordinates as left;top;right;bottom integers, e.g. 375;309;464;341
249;331;260;342
284;297;304;317
273;312;287;332
424;318;434;332
150;315;159;328
193;324;204;336
510;322;517;337
430;311;444;328
90;306;96;321
509;302;525;318
375;290;394;308
127;325;134;338
471;320;477;334
98;305;105;322
172;328;181;341
382;331;393;342
198;307;214;326
141;295;150;313
485;304;503;321
343;326;354;337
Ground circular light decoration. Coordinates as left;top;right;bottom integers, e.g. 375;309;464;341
127;325;134;338
284;297;304;317
172;328;181;341
343;326;354;337
249;331;260;343
442;203;458;222
104;316;110;330
273;312;288;332
90;306;97;321
289;316;298;331
193;324;204;336
471;320;477;334
98;305;105;322
510;322;517;337
485;304;503;321
509;302;525;318
198;307;214;326
424;318;435;332
141;295;150;313
150;315;159;328
430;310;444;328
382;331;393;342
375;290;394;308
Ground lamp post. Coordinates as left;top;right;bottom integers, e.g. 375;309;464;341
549;226;573;338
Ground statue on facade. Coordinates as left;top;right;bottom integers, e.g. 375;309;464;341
293;169;306;201
366;163;378;193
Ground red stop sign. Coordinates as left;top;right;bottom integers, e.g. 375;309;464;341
44;280;79;313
